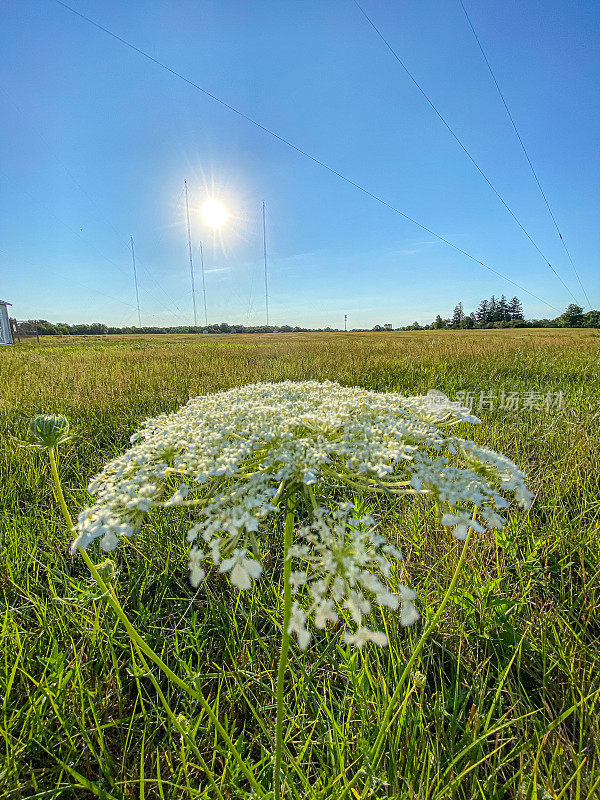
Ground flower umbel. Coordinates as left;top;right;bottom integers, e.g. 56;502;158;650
30;414;71;449
72;381;532;645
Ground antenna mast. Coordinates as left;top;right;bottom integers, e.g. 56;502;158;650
199;240;208;328
130;236;141;327
184;180;198;327
262;200;269;326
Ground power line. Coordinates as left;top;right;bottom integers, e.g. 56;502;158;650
457;0;592;309
51;0;561;313
352;0;582;307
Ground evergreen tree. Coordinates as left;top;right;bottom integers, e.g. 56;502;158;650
498;295;508;322
508;296;523;320
488;295;498;323
451;302;465;327
432;314;445;329
476;299;489;324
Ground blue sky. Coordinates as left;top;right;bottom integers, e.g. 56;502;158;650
1;0;598;328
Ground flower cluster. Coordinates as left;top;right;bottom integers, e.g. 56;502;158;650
286;503;419;649
72;381;532;646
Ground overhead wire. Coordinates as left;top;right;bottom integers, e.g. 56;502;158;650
50;0;562;314
457;0;592;309
352;0;583;307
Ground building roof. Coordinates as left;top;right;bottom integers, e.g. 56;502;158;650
0;300;12;306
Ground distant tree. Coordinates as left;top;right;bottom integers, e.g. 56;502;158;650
559;304;584;327
508;296;524;321
490;295;501;323
432;314;445;330
498;295;509;322
582;309;600;328
476;299;489;324
451;302;465;327
462;314;475;329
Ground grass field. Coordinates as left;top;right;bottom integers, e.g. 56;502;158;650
1;329;599;799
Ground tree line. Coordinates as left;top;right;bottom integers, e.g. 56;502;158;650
439;294;524;329
19;321;321;336
399;299;599;331
14;300;599;338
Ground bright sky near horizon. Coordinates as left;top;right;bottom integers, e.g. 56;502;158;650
1;0;598;329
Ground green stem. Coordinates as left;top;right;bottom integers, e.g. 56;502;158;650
273;502;296;800
46;447;266;799
48;447;74;529
368;527;473;768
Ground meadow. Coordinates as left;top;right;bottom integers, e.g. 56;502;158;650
1;329;599;799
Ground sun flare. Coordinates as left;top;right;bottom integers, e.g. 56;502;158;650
200;198;228;228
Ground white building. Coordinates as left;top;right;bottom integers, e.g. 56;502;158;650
0;301;13;345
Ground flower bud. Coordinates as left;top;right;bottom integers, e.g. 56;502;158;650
413;671;426;689
95;559;118;583
29;414;70;449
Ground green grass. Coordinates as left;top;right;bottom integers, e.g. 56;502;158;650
1;330;599;799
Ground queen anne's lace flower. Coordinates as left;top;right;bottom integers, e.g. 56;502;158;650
344;627;389;648
285;504;421;648
440;512;485;541
219;548;262;590
72;381;531;646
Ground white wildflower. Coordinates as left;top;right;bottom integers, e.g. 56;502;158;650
345;591;372;626
441;512;485;540
288;602;311;649
188;547;206;588
289;570;308;593
344;627;388;648
71;380;531;646
163;484;189;506
481;507;505;530
314;599;338;629
398;585;420;627
219;548;262;590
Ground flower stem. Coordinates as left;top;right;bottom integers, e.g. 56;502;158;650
273;502;295;800
48;447;74;530
368;528;473;769
46;447;266;799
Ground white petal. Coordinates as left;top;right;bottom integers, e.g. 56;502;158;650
243;558;263;580
441;513;459;526
230;563;252;590
452;524;469;540
400;600;420;627
410;474;422;491
368;630;389;647
190;566;206;588
219;557;235;574
100;531;119;552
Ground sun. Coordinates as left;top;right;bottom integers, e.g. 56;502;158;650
201;198;228;228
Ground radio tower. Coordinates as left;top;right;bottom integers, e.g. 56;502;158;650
263;200;269;326
130;236;141;327
184;180;198;327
